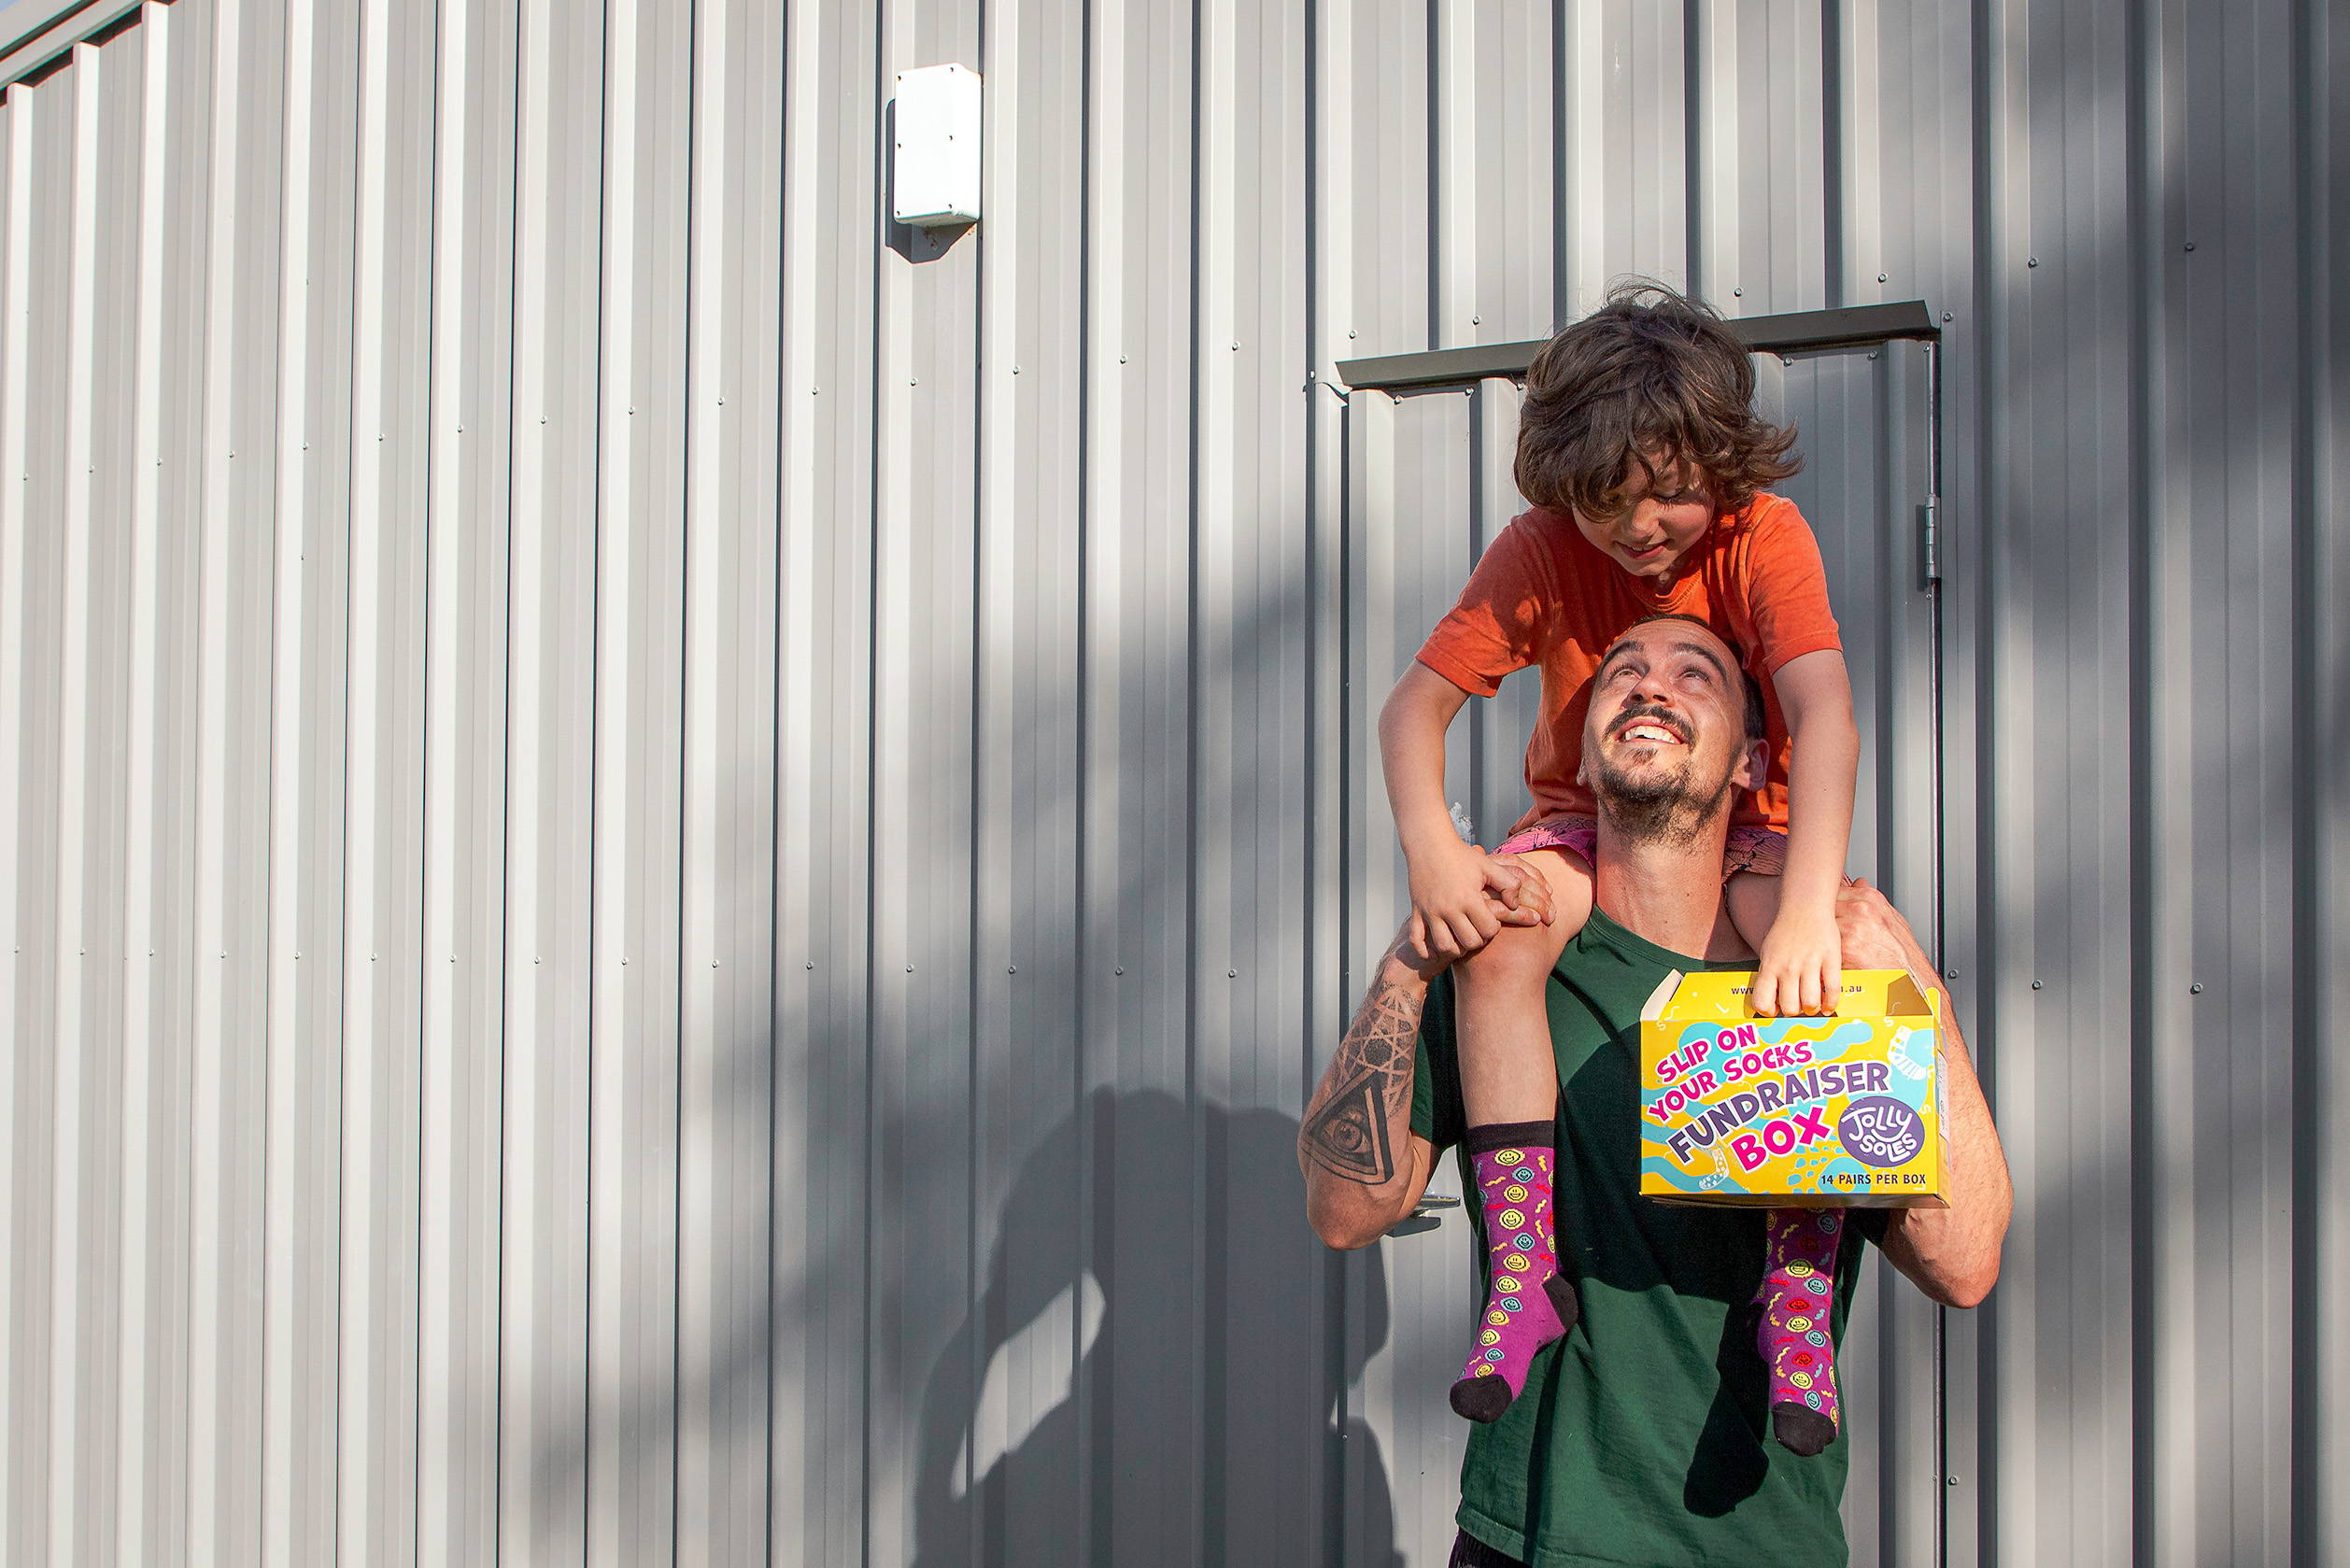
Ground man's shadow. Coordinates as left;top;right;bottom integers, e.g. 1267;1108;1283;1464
911;1087;1405;1567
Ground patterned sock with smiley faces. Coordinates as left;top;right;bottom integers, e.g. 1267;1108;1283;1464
1756;1208;1845;1456
1450;1122;1578;1423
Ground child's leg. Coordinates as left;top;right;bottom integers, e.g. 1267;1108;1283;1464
1755;1208;1845;1455
1448;848;1591;1423
1457;849;1593;1128
1729;854;1850;1452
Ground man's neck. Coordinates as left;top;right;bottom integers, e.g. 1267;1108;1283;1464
1590;817;1751;962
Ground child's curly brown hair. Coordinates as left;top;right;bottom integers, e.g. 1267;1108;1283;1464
1513;279;1801;522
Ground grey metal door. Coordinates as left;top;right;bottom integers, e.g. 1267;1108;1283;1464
1338;340;1948;1567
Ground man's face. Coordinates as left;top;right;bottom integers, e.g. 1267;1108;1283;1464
1570;458;1715;582
1578;619;1764;842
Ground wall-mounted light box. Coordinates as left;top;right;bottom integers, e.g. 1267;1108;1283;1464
892;64;982;228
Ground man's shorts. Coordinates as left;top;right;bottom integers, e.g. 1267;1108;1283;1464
1449;1530;1527;1568
1494;812;1790;882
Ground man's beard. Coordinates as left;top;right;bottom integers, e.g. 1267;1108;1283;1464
1592;749;1739;846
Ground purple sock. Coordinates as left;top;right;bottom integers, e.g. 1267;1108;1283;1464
1756;1208;1844;1456
1450;1123;1577;1423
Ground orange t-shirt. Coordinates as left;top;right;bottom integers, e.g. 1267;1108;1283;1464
1414;492;1841;833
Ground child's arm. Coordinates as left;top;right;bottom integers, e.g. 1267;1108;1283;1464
1751;648;1860;1015
1379;663;1546;960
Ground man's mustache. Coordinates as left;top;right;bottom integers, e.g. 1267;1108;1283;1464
1607;700;1692;742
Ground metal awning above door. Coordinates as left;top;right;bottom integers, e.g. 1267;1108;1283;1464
1335;300;1940;394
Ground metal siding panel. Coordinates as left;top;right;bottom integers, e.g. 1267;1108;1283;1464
114;15;170;1561
276;0;364;1557
868;15;984;1568
0;87;21;1568
335;0;433;1558
1210;4;1320;1563
417;0;518;1559
2305;5;2350;1563
498;0;602;1561
1556;0;1692;311
582;4;660;1561
6;64;71;1568
1083;2;1205;1563
58;44;122;1568
674;0;784;1558
1347;388;1479;1568
770;0;879;1561
964;1;1087;1565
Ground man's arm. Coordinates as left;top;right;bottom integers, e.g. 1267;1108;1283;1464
1300;938;1448;1250
1835;881;2013;1307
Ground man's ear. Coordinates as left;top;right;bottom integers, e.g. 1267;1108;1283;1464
1734;737;1769;793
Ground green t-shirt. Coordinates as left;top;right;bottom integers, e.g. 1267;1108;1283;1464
1411;911;1886;1568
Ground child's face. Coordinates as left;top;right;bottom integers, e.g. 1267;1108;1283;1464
1570;459;1715;582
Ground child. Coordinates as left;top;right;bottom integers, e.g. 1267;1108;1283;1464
1380;281;1862;1454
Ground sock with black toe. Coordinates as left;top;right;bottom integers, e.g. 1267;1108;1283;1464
1450;1123;1578;1423
1755;1208;1844;1456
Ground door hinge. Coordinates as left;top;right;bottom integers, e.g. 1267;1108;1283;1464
1918;497;1941;588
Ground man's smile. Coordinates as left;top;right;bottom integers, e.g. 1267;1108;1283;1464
1608;706;1690;747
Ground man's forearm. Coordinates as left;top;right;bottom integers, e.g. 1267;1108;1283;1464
1880;989;2011;1307
1301;947;1440;1249
1830;882;2012;1307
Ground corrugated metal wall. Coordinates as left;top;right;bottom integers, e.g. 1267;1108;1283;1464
0;2;2340;1565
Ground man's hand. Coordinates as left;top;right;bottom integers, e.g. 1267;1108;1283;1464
1405;839;1551;963
1832;878;1935;989
1749;897;1842;1016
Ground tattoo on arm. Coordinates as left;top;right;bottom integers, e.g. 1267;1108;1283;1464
1302;972;1426;1185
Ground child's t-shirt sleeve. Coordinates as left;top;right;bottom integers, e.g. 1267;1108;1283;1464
1413;520;1549;698
1740;497;1844;675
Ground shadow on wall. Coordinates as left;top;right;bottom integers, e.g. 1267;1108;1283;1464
910;1089;1405;1568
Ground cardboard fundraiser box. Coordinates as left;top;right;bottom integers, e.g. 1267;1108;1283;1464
1638;968;1947;1208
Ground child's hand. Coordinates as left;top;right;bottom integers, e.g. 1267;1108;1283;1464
1750;900;1843;1016
1406;841;1550;962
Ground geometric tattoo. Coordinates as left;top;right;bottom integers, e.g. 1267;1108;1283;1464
1302;971;1426;1185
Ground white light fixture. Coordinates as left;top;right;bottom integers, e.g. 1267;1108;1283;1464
893;64;982;228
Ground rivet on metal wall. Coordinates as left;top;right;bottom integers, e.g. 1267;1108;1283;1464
2190;982;2203;994
1942;311;1953;322
2031;980;2042;989
1877;273;1888;283
1732;288;1742;297
2027;257;2038;267
2184;242;2196;252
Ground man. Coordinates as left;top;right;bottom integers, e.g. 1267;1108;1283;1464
1300;615;2011;1567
